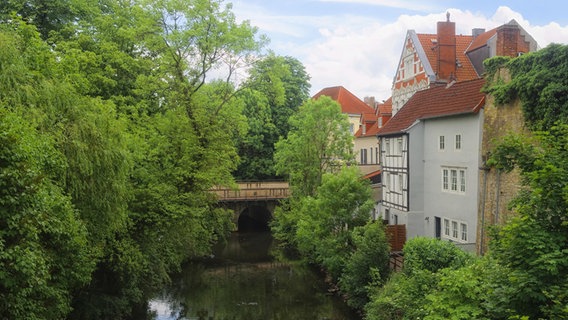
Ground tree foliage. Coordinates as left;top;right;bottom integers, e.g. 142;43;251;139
0;0;268;317
365;237;472;320
274;95;355;197
235;54;310;180
339;221;391;310
0;108;92;320
294;167;374;279
487;124;568;319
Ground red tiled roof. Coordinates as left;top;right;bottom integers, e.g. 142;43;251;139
378;97;392;115
312;86;375;115
416;33;479;81
363;169;381;180
467;28;497;52
377;78;485;136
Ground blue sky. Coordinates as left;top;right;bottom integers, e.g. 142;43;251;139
230;0;568;99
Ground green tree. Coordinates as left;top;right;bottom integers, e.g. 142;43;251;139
487;125;568;319
66;0;264;316
274;95;355;197
235;55;310;180
0;108;92;320
0;0;99;39
294;166;374;279
339;221;391;310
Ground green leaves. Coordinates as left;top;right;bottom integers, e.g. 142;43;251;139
274;96;355;197
0;108;92;320
485;44;568;130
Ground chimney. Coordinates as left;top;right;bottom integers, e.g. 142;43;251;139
436;12;457;82
472;28;485;39
496;24;522;57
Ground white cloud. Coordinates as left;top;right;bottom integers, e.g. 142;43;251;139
317;0;440;12
232;3;568;100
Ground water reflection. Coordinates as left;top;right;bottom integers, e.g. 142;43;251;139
148;232;360;320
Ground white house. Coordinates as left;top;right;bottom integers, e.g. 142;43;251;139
377;79;485;250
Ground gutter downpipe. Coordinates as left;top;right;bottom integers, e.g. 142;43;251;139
479;165;489;256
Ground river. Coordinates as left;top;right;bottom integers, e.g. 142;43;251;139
147;231;361;320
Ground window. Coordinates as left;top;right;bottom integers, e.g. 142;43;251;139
460;223;468;242
375;147;379;164
385;172;390;190
451;169;457;191
397;138;403;154
385;140;390;155
360;148;368;164
349;123;354;134
460;170;466;192
443;218;468;243
452;221;458;238
442;167;466;194
398;174;403;192
439;135;445;150
455;134;462;150
442;169;449;190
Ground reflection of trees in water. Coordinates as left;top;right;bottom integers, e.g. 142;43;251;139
148;232;359;320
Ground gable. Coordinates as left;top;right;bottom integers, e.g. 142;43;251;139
392;31;434;87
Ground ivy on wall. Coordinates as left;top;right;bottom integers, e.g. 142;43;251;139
483;44;568;131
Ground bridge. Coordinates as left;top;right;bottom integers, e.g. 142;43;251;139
212;181;289;232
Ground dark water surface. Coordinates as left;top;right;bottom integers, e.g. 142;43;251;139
148;232;361;320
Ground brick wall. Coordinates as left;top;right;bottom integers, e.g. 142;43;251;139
496;25;532;57
477;68;529;255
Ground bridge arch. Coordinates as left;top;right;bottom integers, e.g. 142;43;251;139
237;205;272;232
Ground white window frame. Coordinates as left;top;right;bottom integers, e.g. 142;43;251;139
460;223;468;242
451;169;458;191
455;134;462;150
439;135;445;151
460;170;466;193
441;218;468;243
442;166;466;194
452;221;458;238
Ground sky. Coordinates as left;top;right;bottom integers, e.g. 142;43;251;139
229;0;568;101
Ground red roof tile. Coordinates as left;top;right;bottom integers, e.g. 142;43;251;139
467;28;497;52
377;78;485;136
416;34;479;81
312;86;375;115
378;97;392;115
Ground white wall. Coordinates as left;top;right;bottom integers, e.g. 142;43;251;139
421;112;483;246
